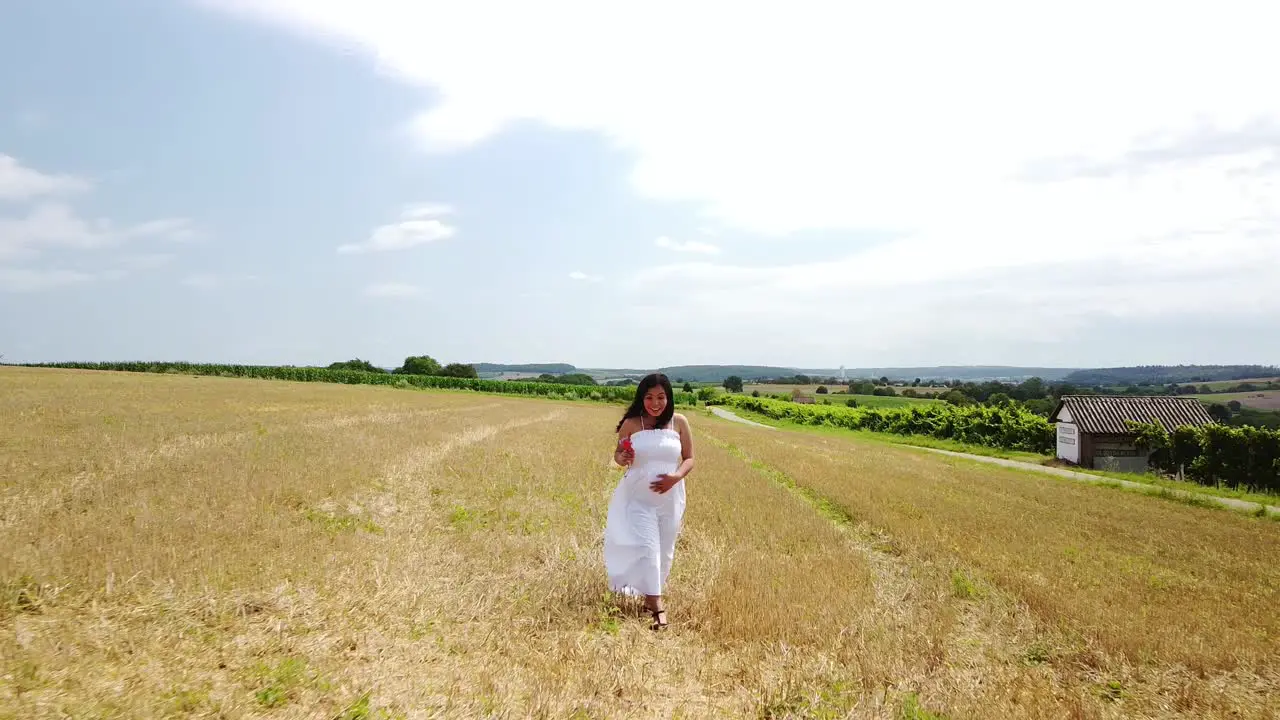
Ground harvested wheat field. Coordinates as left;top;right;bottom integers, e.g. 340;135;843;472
2;368;1277;719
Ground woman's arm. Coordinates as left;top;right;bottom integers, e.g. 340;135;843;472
671;413;696;479
613;420;635;467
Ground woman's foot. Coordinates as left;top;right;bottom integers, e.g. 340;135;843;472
649;608;668;631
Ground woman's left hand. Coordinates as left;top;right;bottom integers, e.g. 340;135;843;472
650;473;683;494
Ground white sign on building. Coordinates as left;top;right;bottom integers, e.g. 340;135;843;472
1055;406;1079;464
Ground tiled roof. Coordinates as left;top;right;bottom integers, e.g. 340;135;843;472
1050;395;1216;435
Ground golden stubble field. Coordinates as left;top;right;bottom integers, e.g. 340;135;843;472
2;368;1277;719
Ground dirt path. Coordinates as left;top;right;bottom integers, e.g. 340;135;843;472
707;406;1280;517
709;406;775;429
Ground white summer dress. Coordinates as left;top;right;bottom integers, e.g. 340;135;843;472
603;419;687;597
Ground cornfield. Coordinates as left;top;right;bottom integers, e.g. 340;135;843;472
12;362;699;406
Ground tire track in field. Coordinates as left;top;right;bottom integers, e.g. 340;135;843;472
303;402;503;431
333;409;569;521
382;409;566;487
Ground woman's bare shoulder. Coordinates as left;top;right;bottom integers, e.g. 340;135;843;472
672;413;691;430
617;416;641;435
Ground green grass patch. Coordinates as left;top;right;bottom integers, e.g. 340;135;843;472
713;439;858;529
333;691;407;720
1060;466;1280;508
248;656;326;708
899;691;949;720
950;570;986;600
706;406;1049;463
302;508;383;535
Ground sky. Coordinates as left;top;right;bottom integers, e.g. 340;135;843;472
1;0;1278;371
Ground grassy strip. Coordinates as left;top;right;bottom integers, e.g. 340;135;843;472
1072;467;1280;510
931;451;1279;520
705;435;858;528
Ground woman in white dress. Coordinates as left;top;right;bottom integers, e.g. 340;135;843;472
604;373;695;630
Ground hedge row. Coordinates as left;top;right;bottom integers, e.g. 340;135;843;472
712;394;1055;453
1129;421;1280;493
17;362;699;406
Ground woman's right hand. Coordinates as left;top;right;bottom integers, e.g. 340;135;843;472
615;439;634;466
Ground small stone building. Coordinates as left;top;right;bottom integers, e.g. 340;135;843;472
1048;395;1216;472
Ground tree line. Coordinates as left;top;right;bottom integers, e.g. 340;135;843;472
328;355;479;378
1062;364;1279;386
22;361;700;406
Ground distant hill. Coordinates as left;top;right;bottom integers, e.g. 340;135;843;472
658;365;802;383
472;363;578;376
584;365;1078;384
468;361;1278;387
815;366;1078;382
1062;365;1280;386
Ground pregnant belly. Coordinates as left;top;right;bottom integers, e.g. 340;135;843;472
628;463;679;501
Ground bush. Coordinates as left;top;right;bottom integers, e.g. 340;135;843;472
816;386;828;394
716;395;1054;453
1129;420;1280;492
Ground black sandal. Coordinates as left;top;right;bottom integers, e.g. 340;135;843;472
649;608;669;631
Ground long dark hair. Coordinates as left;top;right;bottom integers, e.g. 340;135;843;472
616;373;675;432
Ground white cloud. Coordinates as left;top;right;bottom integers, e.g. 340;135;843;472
199;3;1280;224
122;218;198;242
0;267;94;293
204;0;1280;360
401;202;453;219
338;202;456;254
0;156;200;297
365;282;423;297
0;202;196;260
655;235;720;255
568;271;601;283
0;154;89;201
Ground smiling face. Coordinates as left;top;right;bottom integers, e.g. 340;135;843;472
643;385;669;419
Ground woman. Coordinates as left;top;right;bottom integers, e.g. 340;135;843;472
603;373;695;630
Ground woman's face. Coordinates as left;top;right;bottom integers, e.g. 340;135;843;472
643;386;668;418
